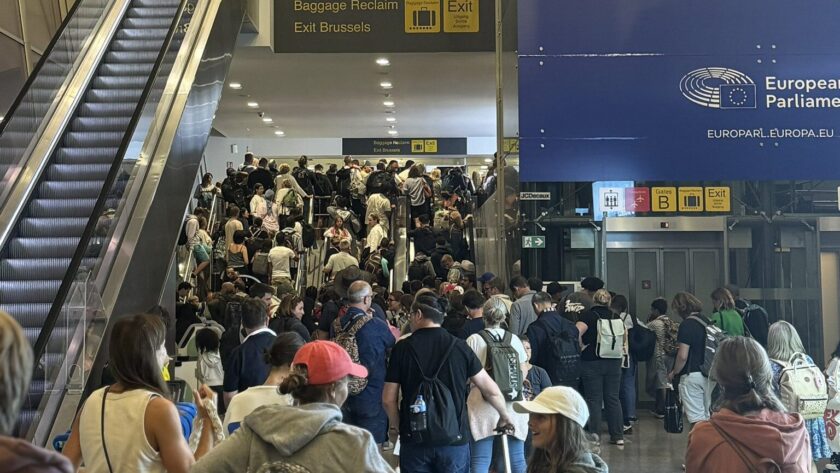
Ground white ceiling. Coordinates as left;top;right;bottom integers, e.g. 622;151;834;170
211;47;519;140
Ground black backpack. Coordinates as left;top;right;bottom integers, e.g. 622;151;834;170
336;168;352;197
301;222;316;248
407;260;429;282
366;170;395;196
741;302;769;347
442;171;468;193
177;219;190;246
478;330;523;402
405;339;463;446
546;324;581;386
313;173;333;196
219;300;244;363
627;313;657;362
292;167;315;194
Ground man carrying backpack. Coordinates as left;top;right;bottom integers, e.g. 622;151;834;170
726;284;770;347
667;292;719;428
383;292;514;473
527;292;581;388
332;281;395;448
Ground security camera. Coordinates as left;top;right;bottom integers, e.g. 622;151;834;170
258;112;265;118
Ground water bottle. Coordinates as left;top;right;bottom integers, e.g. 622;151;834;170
409;395;428;432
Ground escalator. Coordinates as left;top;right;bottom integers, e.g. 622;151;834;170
0;0;244;443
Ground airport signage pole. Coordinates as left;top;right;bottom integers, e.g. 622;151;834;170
494;0;507;281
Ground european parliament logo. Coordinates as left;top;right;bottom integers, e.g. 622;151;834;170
680;68;757;109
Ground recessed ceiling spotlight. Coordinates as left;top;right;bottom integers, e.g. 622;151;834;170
262;117;273;123
380;81;393;89
383;100;395;107
229;82;242;89
388;130;398;135
376;58;390;66
274;130;285;136
484;158;493;163
247;101;259;108
386;117;396;123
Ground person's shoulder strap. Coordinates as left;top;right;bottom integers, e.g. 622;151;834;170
688;315;708;327
431;337;459;379
348;314;374;335
478;329;497;345
709;418;779;473
100;386;114;473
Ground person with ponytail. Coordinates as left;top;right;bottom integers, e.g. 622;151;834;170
685;337;811;472
192;340;393;472
383;292;514;473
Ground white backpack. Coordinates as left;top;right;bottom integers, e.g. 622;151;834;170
771;352;828;420
596;317;626;359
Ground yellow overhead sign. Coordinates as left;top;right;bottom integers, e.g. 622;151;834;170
444;0;479;33
678;187;704;212
411;139;438;153
651;187;677;212
705;187;731;212
405;0;440;33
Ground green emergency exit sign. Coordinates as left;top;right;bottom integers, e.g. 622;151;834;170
522;236;546;249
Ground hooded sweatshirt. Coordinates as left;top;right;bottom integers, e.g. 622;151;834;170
686;408;811;473
0;436;73;473
568;452;610;473
190;403;394;473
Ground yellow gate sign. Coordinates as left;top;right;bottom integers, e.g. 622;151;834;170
705;187;731;212
405;0;440;33
678;187;704;212
651;187;677;212
444;0;479;33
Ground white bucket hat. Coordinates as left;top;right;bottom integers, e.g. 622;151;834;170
512;386;590;428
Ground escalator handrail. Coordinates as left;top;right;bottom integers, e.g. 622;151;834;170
0;0;99;137
32;0;191;364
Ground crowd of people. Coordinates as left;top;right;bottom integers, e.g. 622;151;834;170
4;151;840;472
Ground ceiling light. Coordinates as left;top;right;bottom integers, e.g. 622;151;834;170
484;158;493;163
274;130;285;136
229;82;242;89
380;81;393;89
262;117;273;123
388;130;398;135
247;101;259;108
386;117;396;123
480;165;489;170
376;58;390;66
383;100;395;107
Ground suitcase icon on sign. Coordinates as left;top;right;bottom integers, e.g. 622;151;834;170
413;7;436;29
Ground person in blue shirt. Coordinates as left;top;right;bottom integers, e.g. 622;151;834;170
332;280;396;447
223;298;276;407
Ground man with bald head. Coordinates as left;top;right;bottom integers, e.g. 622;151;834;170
332;280;396;448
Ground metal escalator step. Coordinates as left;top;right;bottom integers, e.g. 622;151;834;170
135;0;181;6
98;62;155;77
20;218;89;237
84;87;144;104
0;280;61;304
1;260;70;281
126;7;178;19
27;198;97;218
0;304;52;326
122;17;174;29
56;146;120;163
111;39;169;53
91;75;149;90
115;28;167;41
46;163;111;181
64;131;126;147
23;327;74;349
69;116;130;134
38;180;105;199
77;102;137;116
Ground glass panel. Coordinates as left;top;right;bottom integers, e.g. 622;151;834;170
606;250;630;303
634;251;660;316
0;34;26;117
0;0;113;205
662;250;689;307
0;0;22;38
691;250;720;315
25;0;63;53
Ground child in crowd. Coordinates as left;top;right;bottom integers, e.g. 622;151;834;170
196;328;225;415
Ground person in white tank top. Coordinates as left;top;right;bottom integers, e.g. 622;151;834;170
63;314;219;473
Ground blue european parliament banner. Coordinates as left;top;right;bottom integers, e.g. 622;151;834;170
517;0;840;182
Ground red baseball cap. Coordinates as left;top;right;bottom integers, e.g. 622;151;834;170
292;341;368;385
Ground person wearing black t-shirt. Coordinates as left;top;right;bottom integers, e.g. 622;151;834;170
383;293;513;473
461;290;486;339
667;292;714;427
575;289;625;446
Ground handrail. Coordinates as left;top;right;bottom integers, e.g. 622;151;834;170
0;0;90;136
32;0;191;365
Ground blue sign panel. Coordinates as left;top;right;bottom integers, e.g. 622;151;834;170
518;0;840;182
